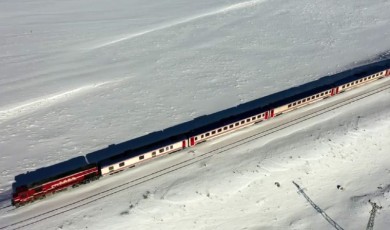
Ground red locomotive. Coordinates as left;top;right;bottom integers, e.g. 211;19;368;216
12;157;99;207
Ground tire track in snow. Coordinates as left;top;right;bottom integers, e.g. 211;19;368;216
0;79;126;123
91;0;266;49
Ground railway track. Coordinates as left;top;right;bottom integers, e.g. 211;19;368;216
1;79;390;230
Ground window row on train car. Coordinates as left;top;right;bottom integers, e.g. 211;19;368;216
288;89;332;109
194;112;267;141
287;71;384;109
108;144;176;171
341;72;382;89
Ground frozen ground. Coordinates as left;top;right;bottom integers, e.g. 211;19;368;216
1;0;390;229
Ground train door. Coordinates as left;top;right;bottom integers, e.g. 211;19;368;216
264;109;274;120
182;140;187;148
189;137;196;147
331;87;339;96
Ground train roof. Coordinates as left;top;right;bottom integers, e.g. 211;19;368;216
98;134;186;165
12;156;91;191
87;58;390;163
189;59;390;136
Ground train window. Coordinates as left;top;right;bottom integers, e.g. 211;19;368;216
170;145;173;149
288;104;291;108
206;133;210;137
360;79;362;82
152;152;156;157
257;115;261;118
166;147;169;151
230;124;234;128
252;117;256;121
311;96;315;99
241;121;245;124
109;166;114;171
235;122;239;126
218;128;222;132
297;101;301;105
195;137;198;141
119;162;125;167
201;134;204;138
316;94;319;98
342;85;345;88
212;131;216;134
139;155;144;160
293;102;296;106
159;148;164;153
224;127;228;130
307;98;310;101
302;99;306;102
246;118;250;122
320;93;324;96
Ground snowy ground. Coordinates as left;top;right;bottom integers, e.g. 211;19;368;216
1;0;390;229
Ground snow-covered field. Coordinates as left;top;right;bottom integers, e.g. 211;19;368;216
1;0;390;229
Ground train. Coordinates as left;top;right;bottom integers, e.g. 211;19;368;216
11;60;390;207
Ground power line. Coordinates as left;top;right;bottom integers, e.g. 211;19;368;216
292;181;344;230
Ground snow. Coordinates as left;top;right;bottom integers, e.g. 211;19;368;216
1;0;390;229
